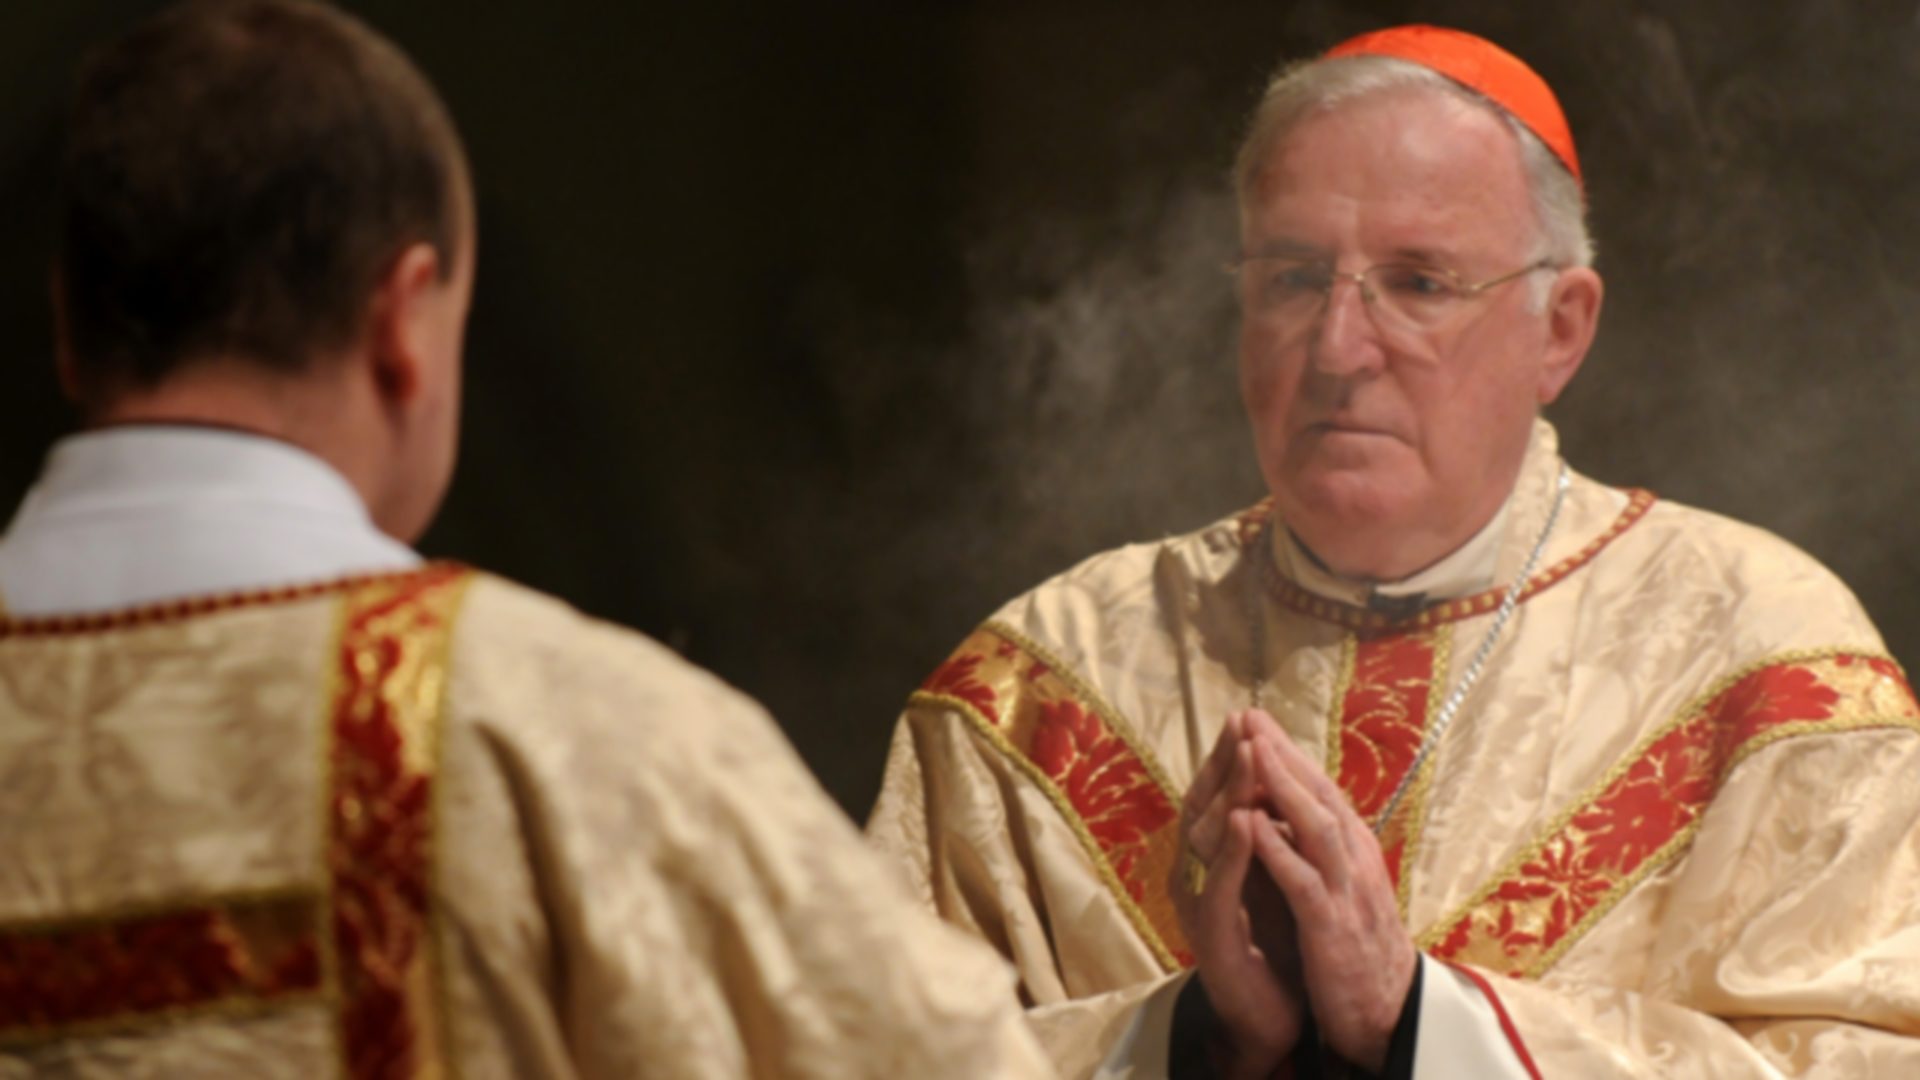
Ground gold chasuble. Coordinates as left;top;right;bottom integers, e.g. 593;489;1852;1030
0;568;1050;1078
869;421;1920;1077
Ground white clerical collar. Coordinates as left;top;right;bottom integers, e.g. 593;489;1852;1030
13;424;372;523
0;424;419;615
1272;493;1513;614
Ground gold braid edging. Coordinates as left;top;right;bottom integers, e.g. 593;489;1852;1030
1390;624;1453;919
1322;633;1357;785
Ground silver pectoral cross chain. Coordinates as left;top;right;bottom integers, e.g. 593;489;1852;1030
1247;464;1571;836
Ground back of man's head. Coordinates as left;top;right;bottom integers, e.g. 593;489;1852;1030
57;0;469;411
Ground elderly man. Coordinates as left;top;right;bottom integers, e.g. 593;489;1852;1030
0;2;1052;1076
869;24;1920;1078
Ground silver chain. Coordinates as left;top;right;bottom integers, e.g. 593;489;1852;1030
1249;463;1571;836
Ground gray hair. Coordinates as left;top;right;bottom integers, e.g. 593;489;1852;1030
1233;55;1595;280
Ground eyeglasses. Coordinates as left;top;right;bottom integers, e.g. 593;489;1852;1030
1228;256;1554;334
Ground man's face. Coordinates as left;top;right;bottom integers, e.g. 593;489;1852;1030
1237;88;1572;578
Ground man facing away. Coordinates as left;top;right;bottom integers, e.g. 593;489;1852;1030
869;25;1920;1078
0;2;1052;1076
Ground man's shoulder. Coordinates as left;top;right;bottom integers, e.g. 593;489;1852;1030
983;502;1258;645
901;502;1261;710
1603;489;1881;648
1631;494;1858;594
449;570;779;744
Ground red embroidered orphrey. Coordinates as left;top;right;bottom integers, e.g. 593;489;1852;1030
330;567;468;1075
0;900;321;1037
1331;630;1442;888
1030;697;1178;900
1426;653;1918;976
922;652;1002;725
0;566;467;1069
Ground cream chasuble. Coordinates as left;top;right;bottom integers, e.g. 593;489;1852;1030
868;420;1920;1077
0;430;1052;1078
0;571;1053;1077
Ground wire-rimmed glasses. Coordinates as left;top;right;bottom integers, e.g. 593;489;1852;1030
1229;256;1553;335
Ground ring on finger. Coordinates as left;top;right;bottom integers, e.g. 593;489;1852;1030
1182;846;1208;896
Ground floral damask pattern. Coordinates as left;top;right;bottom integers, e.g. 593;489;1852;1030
1030;698;1176;896
912;624;1192;969
920;654;1000;725
1424;652;1920;977
1326;629;1446;900
1334;631;1440;823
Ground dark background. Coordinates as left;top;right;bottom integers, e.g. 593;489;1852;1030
5;2;1919;815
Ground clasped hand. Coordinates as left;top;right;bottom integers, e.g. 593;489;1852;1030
1169;709;1417;1076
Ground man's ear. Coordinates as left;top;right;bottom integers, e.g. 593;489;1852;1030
1537;266;1603;406
366;241;446;405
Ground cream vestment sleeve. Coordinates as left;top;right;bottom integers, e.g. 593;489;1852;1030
439;575;1057;1078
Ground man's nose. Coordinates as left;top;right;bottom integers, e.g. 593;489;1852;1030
1307;276;1387;377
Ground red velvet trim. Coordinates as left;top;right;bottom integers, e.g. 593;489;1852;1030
1444;961;1544;1079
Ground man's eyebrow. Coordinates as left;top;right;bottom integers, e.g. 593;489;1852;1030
1386;244;1464;266
1239;239;1324;260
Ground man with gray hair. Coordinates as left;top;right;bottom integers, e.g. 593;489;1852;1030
870;24;1920;1077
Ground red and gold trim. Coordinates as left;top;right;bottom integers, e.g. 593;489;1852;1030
1323;627;1452;910
1419;651;1920;977
1238;490;1657;632
912;622;1192;970
1329;628;1445;821
0;892;322;1045
325;564;470;1076
0;565;471;1073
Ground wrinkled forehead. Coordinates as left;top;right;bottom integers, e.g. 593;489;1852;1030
1240;87;1540;260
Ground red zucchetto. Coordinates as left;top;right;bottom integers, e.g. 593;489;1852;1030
1326;24;1581;185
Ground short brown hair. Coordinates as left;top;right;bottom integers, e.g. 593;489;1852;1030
57;0;468;401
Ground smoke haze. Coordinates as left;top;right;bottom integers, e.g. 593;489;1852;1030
2;2;1917;811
